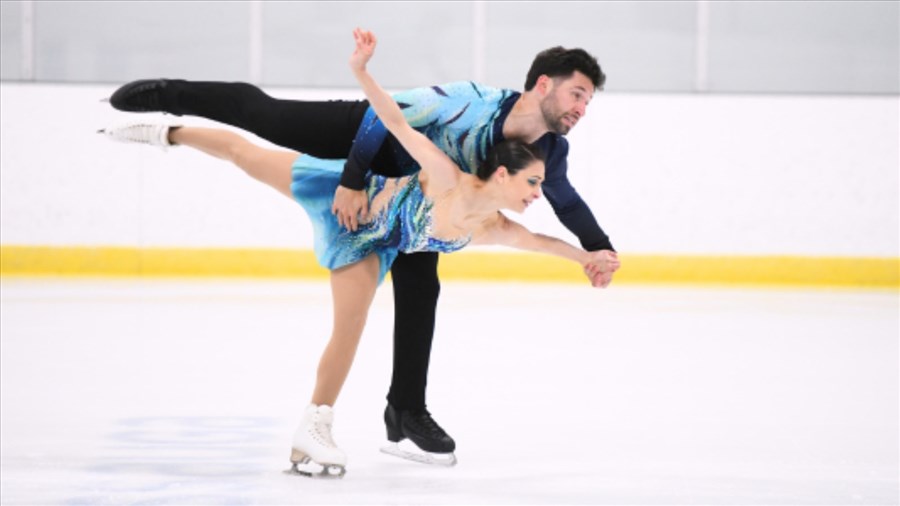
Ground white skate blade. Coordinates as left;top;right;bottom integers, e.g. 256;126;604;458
284;461;346;479
380;441;457;467
284;451;346;479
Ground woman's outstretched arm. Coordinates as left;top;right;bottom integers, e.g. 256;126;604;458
472;212;620;288
348;28;458;189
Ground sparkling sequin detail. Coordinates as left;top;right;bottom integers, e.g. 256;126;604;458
291;155;470;284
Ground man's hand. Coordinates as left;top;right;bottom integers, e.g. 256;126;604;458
332;185;369;232
583;250;620;288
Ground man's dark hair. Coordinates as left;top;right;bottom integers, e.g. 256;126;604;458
524;47;605;91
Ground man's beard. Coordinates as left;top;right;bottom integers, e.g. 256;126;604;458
540;94;572;135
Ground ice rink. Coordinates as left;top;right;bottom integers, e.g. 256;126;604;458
1;279;897;505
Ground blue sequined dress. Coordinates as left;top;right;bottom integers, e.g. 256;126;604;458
291;154;471;284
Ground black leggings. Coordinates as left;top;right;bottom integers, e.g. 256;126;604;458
164;80;439;411
164;79;366;157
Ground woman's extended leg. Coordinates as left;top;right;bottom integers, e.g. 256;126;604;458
312;254;381;406
168;126;299;199
291;254;380;474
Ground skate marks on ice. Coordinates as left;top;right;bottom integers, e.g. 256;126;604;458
2;280;898;504
381;440;458;467
75;416;281;505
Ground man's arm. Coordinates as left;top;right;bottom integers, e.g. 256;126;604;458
545;183;615;252
540;138;615;252
340;107;389;191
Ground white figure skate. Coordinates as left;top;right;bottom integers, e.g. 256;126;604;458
98;122;177;149
285;404;347;478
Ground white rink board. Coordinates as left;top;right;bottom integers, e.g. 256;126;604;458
1;83;898;257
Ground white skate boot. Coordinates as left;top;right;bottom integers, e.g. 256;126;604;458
98;122;177;149
286;404;347;478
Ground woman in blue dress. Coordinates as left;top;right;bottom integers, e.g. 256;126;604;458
103;28;619;477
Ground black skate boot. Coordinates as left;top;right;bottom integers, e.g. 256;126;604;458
109;79;181;115
380;403;457;466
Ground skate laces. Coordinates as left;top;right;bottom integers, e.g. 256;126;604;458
115;80;167;111
101;123;173;147
130;81;163;109
310;412;338;448
409;410;447;438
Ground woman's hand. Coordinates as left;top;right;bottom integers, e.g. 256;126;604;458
349;28;377;73
583;250;620;288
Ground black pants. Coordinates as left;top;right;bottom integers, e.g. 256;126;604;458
164;80;439;411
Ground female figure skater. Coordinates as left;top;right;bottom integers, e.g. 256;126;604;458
102;28;619;477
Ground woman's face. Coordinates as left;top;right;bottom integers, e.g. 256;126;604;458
502;160;545;213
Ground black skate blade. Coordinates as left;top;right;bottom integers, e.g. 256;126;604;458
284;461;346;479
380;442;457;467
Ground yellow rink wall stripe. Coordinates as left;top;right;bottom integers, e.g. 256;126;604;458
1;245;897;289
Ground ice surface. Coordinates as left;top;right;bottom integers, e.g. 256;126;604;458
2;279;897;504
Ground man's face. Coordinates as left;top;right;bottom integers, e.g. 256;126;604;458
539;71;595;135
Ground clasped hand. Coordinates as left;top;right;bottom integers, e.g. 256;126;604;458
583;250;620;288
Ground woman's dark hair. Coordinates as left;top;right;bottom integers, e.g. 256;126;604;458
524;46;605;91
476;140;545;181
